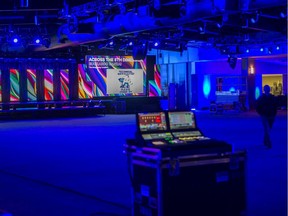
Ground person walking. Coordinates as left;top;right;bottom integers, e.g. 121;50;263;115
255;85;278;149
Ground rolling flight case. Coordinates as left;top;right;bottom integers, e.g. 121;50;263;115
125;144;246;216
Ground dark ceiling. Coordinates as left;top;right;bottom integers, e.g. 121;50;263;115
0;0;287;59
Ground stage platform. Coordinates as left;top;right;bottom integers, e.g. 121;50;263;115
0;97;166;119
0;100;106;119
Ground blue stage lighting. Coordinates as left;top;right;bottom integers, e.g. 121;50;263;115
141;40;147;47
280;11;286;18
255;87;260;99
203;75;211;99
13;37;19;43
35;38;41;44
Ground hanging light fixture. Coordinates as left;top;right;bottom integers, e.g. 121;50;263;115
20;0;29;7
198;22;206;34
250;12;260;24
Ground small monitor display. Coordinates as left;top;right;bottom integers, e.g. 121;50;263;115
168;111;196;130
138;112;167;132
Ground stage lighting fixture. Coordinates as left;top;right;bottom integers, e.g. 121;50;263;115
216;22;222;28
250;12;259;24
280;11;287;18
108;40;114;46
220;46;229;55
119;44;126;50
141;40;147;47
216;14;227;29
241;17;248;28
244;34;249;41
20;0;29;7
98;43;106;49
35;39;40;44
154;41;160;47
34;15;39;26
228;56;237;69
42;37;51;48
198;23;206;34
246;48;250;53
12;36;20;44
268;48;272;54
260;47;264;52
276;45;280;50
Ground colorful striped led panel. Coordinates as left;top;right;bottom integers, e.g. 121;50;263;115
10;69;20;102
78;64;93;99
149;80;161;96
44;69;54;101
154;64;161;90
60;69;69;100
0;70;2;102
148;64;161;96
27;69;37;101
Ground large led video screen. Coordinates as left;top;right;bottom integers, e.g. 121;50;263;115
27;69;37;101
44;69;54;100
10;69;20;102
78;56;146;98
60;69;69;100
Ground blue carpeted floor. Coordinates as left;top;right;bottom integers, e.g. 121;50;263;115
0;110;286;216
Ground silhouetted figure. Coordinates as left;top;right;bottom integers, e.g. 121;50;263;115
277;82;283;95
255;85;278;149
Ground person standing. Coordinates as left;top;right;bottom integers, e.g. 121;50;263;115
255;85;278;149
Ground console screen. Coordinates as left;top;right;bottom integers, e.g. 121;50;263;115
138;112;167;132
168;111;196;130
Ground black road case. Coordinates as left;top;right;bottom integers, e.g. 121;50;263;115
125;145;246;216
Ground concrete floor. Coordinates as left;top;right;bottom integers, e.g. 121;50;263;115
0;110;286;216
